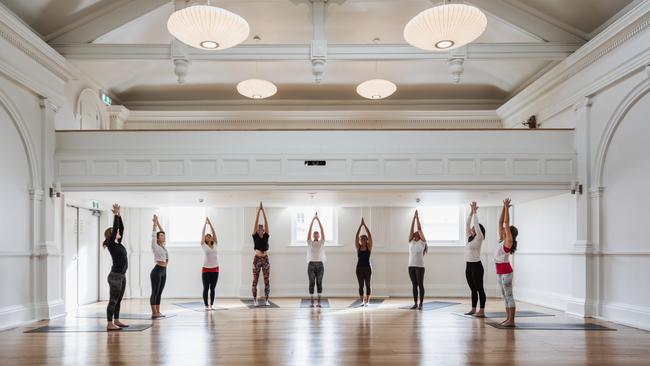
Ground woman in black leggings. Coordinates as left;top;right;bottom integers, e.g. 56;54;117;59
103;204;128;331
150;214;168;318
464;201;486;317
408;210;428;310
355;218;373;306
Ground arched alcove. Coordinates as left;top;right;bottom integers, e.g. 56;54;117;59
75;88;108;130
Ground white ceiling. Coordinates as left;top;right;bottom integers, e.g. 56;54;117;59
0;0;635;107
66;189;567;208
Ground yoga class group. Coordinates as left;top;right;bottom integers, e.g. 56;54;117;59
103;200;518;331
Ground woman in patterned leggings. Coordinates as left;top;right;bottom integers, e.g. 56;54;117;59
495;198;519;327
251;202;271;307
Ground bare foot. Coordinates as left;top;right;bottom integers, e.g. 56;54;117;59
473;310;486;318
113;320;129;327
502;321;515;327
410;304;418;310
418;304;423;310
464;310;476;315
107;323;122;331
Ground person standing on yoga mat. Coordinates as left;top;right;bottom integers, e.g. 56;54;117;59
150;214;168;318
464;201;487;317
408;210;428;310
496;198;518;327
201;217;219;310
306;213;326;307
103;203;128;331
252;202;271;307
355;218;373;306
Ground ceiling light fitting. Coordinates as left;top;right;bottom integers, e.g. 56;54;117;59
404;2;487;51
167;4;249;50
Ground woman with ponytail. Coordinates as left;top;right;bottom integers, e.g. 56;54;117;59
495;198;518;327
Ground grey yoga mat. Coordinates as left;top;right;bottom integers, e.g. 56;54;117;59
348;299;384;308
399;301;460;311
77;312;177;320
453;310;554;319
241;299;280;309
487;322;615;331
173;302;227;311
25;324;152;333
300;298;330;308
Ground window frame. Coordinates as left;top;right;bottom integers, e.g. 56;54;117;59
417;205;465;247
162;206;208;247
290;206;339;246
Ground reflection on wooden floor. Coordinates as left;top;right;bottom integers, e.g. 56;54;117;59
2;298;649;365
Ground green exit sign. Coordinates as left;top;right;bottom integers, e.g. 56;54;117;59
100;92;112;106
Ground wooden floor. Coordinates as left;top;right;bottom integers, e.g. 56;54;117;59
2;298;649;365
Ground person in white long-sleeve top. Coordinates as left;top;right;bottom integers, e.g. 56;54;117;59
464;201;486;317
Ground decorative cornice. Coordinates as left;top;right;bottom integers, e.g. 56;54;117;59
125;119;502;130
0;4;74;82
39;98;60;113
573;97;593;112
498;1;650;125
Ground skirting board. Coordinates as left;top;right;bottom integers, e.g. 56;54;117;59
0;300;65;331
600;301;650;332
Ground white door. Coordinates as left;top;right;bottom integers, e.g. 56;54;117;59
78;209;100;305
63;206;79;312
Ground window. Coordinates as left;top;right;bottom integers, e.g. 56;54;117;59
417;206;463;245
166;206;206;245
291;207;337;245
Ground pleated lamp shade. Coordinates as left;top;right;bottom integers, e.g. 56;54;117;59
167;5;250;50
403;3;487;51
237;79;277;99
356;79;397;100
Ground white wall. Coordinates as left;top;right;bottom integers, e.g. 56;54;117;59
98;205;502;301
512;193;576;310
599;90;650;329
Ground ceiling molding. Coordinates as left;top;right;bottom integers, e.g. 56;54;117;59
500;0;590;40
49;0;169;44
125;98;504;111
0;4;73;82
54;42;583;62
468;0;586;42
123;109;502;130
498;0;650;126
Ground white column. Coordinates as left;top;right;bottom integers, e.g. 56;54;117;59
33;98;65;319
568;97;596;317
108;105;130;130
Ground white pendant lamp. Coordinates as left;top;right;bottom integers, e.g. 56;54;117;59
237;78;277;99
403;2;487;51
167;4;249;50
356;79;397;100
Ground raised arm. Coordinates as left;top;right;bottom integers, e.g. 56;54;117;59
409;211;416;242
151;214;159;249
465;203;473;237
316;215;325;242
355;219;363;250
261;202;269;234
363;220;373;251
201;218;208;245
415;212;426;242
307;216;316;242
498;202;506;242
253;203;261;234
503;198;513;248
208;217;217;245
471;202;484;241
107;204;121;244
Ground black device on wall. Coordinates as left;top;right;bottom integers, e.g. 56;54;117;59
304;160;326;166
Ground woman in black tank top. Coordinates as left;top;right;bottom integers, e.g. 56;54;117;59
355;218;373;306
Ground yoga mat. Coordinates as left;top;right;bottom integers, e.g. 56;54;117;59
348;299;384;308
453;311;554;319
241;299;280;309
487;322;616;331
77;312;177;320
173;302;227;312
399;301;460;311
25;324;152;333
300;298;330;308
